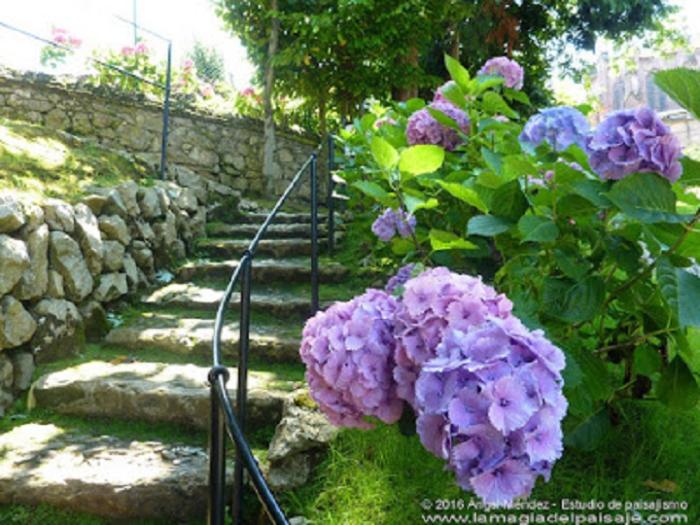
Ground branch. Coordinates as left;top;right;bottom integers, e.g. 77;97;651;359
603;207;700;308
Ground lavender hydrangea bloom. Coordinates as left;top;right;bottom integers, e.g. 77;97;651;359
392;268;513;407
587;107;683;182
372;208;416;242
371;208;397;242
385;263;417;294
414;315;567;506
300;289;403;429
478;56;524;90
396;211;417;238
519;107;591;152
406;102;470;151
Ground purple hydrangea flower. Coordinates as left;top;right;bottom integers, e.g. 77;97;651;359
371;208;416;242
519;107;591;152
587;107;683;182
392;267;513;408
478;56;524;90
406;102;470;151
385;263;417;294
300;289;404;429
371;208;398;242
396;211;417;238
414;315;567;507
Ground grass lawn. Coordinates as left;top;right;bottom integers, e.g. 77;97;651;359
0;116;152;201
282;402;700;524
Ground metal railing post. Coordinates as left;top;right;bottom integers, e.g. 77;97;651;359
326;135;335;254
208;368;229;525
310;154;320;314
159;41;172;180
232;254;252;525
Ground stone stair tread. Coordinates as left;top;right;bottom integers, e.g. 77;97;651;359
177;256;348;282
141;281;319;314
105;312;301;361
207;222;332;239
197;237;337;258
0;422;220;521
237;211;328;224
29;360;299;430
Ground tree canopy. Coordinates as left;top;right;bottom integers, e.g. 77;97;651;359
216;0;675;123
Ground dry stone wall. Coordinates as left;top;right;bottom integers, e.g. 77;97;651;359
0;68;321;200
0;179;206;415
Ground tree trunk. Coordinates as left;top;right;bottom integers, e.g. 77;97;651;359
449;22;461;60
263;0;281;191
394;46;419;101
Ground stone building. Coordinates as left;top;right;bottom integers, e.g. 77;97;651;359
592;46;700;149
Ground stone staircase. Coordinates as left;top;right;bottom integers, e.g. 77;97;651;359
0;206;347;523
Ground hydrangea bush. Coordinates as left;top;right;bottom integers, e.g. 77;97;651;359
332;55;700;477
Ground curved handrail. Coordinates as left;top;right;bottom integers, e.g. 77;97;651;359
208;148;321;525
212;153;315;367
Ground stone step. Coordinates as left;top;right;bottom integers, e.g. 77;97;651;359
106;312;301;362
141;281;320;317
29;360;300;430
177;257;348;283
0;423;223;521
207;222;332;239
237;211;328;225
197;237;334;258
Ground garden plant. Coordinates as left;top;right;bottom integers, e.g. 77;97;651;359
299;55;700;506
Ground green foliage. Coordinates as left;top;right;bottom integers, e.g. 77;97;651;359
284;403;700;523
336;56;700;451
188;40;226;84
654;67;700;120
218;0;674;114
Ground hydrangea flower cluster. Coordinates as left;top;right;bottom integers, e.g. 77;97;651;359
406;102;470;151
587;107;683;183
371;208;416;242
519;107;591;152
385;263;417;294
300;289;403;429
301;267;567;506
414;315;567;506
478;56;524;90
392;268;514;407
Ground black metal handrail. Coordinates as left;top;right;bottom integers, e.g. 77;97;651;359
208;150;323;525
0;19;173;179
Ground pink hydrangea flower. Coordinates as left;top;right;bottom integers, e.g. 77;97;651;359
406;102;470;151
121;46;135;57
393;267;513;407
134;41;148;55
300;289;404;429
199;83;215;98
478;56;524;90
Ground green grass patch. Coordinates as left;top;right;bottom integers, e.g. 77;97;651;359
0;116;152;202
283;402;700;524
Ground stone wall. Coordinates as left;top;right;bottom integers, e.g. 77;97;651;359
0;179;207;415
0;68;322;201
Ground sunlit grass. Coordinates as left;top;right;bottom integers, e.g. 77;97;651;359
283;402;700;525
0;117;152;201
